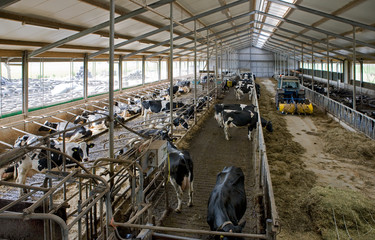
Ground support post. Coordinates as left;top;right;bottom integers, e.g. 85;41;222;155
169;2;174;136
194;20;197;124
353;26;356;111
83;53;88;100
207;30;210;94
142;55;146;86
119;55;123;92
327;36;330;98
158;57;162;81
301;44;304;85
22;51;29;116
312;42;315;91
215;39;218;98
109;0;115;191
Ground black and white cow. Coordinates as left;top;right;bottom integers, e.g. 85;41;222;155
235;83;254;101
207;166;246;240
173;105;195;129
177;81;191;93
166;140;194;213
73;111;109;130
141;100;185;120
15;138;94;194
214;104;256;128
38;121;93;141
222;110;258;141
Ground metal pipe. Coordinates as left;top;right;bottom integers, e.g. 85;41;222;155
112;222;267;239
0;213;69;240
84;53;88;100
169;2;174;136
215;39;218;97
119;55;123;92
312;42;315;91
22;51;28;116
301;44;304;85
327;36;330;98
109;0;115;191
207;29;209;94
194;20;197;124
353;26;356;111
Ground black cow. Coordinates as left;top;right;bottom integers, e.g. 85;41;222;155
141;100;185;120
39;121;92;141
207;166;246;240
255;83;261;99
167;86;180;96
222;110;258;141
167;140;194;213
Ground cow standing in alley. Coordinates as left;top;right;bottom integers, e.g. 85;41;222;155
166;140;194;213
207;166;247;239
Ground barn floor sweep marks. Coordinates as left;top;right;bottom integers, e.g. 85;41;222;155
275;76;313;114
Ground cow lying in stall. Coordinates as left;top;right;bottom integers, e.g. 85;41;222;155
11;135;94;195
141;100;185;121
214;104;273;133
38;121;93;142
207;166;247;239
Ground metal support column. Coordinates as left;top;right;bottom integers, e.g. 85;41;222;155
293;46;296;76
312;42;315;91
22;51;28;116
83;53;88;100
194;20;197;124
179;58;182;77
207;30;210;94
321;60;323;79
215;39;218;97
360;59;363;104
119;55;123;92
109;0;115;198
327;36;330;98
158;57;162;81
353;26;357;111
142;55;146;86
301;44;304;85
169;2;174;136
287;53;290;75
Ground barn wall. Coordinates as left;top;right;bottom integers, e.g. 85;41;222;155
237;47;275;77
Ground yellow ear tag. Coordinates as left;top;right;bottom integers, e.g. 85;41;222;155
49;129;52;132
220;235;224;239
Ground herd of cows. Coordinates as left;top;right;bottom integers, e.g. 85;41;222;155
0;73;273;239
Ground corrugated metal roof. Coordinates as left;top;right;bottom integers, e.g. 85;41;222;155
0;0;373;61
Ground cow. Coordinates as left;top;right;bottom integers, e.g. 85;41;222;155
235;83;254;101
15;139;95;195
166;140;194;213
177;81;191;93
73;111;109;130
207;166;247;240
214;104;256;128
222;110;258;141
173;105;195;129
255;83;261;99
141;100;185;121
38;121;93;141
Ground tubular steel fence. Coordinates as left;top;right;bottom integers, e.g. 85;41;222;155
305;87;375;139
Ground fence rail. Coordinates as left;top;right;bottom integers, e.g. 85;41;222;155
305;87;375;139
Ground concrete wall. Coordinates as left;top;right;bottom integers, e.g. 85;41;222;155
237;47;275;77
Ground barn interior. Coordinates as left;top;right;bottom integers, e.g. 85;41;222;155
1;0;375;239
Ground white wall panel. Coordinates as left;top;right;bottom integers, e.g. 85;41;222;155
237;47;275;77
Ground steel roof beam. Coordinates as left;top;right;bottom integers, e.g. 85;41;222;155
29;0;174;58
268;0;375;32
89;0;250;58
255;10;375;50
255;20;375;60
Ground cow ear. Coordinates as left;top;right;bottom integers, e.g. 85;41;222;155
73;148;78;152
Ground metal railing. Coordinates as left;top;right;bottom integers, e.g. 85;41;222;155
305;87;375;139
251;85;279;240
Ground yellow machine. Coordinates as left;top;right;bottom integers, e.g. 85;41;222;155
276;76;313;114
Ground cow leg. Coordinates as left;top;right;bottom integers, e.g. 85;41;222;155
188;179;193;207
224;124;230;141
169;177;183;213
16;166;29;195
247;126;252;141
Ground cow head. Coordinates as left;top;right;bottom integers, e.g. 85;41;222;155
173;117;189;130
265;121;273;132
221;221;246;240
38;121;58;132
74;142;95;162
14;135;39;148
